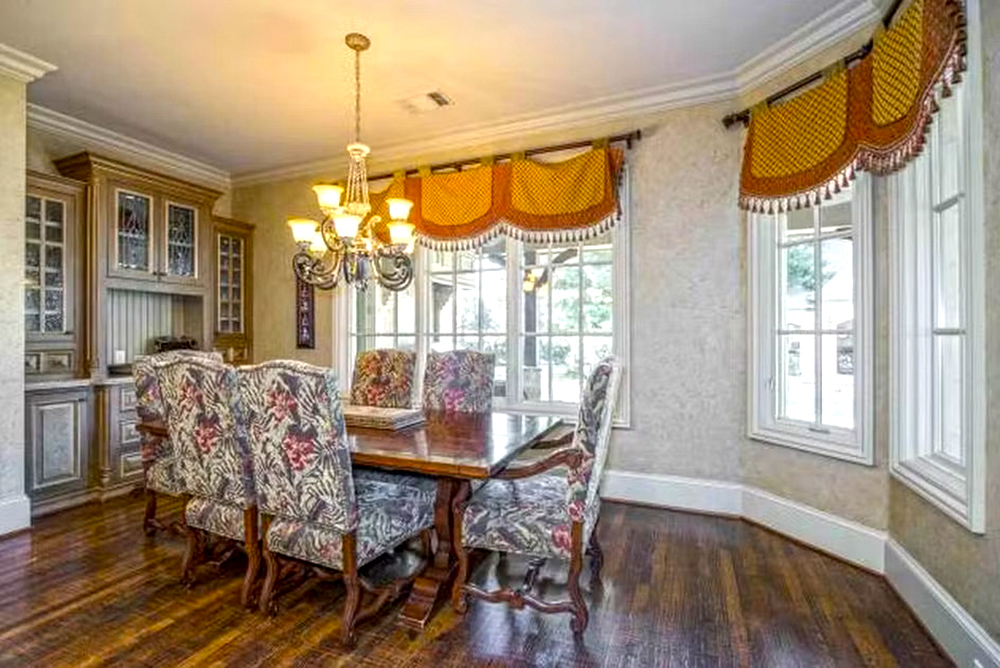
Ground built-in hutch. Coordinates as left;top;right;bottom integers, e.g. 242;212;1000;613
23;154;254;516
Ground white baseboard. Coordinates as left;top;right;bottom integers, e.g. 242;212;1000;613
0;494;31;536
601;470;743;516
741;485;886;573
600;469;1000;666
885;539;1000;668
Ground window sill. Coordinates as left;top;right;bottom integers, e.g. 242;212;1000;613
748;424;873;466
891;456;982;533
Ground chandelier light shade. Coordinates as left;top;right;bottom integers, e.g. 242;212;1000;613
289;32;415;292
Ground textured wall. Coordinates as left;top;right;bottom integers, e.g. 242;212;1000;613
0;74;28;523
888;0;1000;641
230;177;334;367
607;102;745;481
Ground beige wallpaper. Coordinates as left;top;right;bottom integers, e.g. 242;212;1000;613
889;0;1000;641
0;74;27;503
231;177;334;367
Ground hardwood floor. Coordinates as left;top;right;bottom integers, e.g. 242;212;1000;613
0;495;948;667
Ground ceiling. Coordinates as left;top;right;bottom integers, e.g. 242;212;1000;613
0;0;871;176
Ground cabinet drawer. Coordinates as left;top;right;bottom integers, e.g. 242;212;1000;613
119;420;140;446
119;387;137;412
119;450;144;479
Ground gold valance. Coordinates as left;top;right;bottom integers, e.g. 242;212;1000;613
739;0;967;212
368;147;624;250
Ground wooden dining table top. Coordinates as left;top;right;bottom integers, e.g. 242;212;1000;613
138;410;564;480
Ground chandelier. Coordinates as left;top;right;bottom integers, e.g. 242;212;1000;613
288;33;416;292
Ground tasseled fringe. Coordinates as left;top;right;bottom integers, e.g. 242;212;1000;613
415;215;620;251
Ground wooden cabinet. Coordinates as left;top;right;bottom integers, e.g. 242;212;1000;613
25;384;93;515
213;217;254;364
53;153;222;372
24;172;86;379
100;382;143;489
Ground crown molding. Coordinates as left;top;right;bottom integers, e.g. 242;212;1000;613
26;103;231;191
232;0;880;188
735;0;881;92
232;73;737;187
0;43;56;83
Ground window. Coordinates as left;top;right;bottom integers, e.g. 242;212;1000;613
889;60;985;532
341;178;630;423
748;175;873;463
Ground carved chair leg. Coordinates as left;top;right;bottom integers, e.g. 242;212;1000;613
181;528;202;585
258;516;279;615
587;526;604;585
144;488;158;536
568;522;589;635
450;481;471;614
241;507;261;609
340;532;361;647
419;528;433;558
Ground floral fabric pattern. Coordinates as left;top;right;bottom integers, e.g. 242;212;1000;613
350;349;416;409
238;360;357;533
154;356;254;509
462;475;576;559
354;467;438;497
136;351;224;496
186;496;247;542
266;478;434;570
422;350;495;413
461;357;621;560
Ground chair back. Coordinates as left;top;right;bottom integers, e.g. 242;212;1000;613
350;349;416;408
238;360;357;533
566;357;622;522
154;355;254;509
422;350;495;413
135;350;224;461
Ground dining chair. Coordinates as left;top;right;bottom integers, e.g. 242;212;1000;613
422;350;495;413
450;357;622;634
350;348;416;408
350;349;437;496
238;360;435;645
154;355;260;608
135;350;224;535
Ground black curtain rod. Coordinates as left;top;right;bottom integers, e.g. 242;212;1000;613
365;130;641;182
721;0;906;129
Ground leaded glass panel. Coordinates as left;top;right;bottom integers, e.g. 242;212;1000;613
167;204;196;277
25;195;68;334
117;191;151;271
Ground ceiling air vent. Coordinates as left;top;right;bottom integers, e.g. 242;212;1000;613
400;91;453;114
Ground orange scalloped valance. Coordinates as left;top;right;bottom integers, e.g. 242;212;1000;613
739;0;967;212
368;147;624;250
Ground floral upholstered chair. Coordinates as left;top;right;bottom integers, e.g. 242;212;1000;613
350;348;415;408
135;350;224;535
451;357;622;634
238;360;435;645
153;355;259;608
422;350;495;413
350;349;437;496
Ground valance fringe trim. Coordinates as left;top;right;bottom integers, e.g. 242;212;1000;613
739;0;967;212
415;213;620;251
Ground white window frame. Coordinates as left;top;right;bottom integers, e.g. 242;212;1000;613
334;170;632;427
888;0;985;533
748;173;874;465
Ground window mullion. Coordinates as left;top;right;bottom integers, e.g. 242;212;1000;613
813;210;823;428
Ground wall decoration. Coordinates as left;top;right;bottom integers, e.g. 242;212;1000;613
295;278;315;349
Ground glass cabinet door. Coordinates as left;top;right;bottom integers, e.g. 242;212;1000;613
25;195;67;334
217;233;244;333
115;190;152;273
166;203;197;278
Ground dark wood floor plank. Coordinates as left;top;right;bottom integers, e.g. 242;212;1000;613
0;495;950;667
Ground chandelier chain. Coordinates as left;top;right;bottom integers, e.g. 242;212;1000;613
354;46;361;144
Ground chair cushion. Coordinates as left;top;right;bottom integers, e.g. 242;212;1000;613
353;467;438;497
146;458;184;496
462;475;597;559
186;497;246;542
266;479;434;570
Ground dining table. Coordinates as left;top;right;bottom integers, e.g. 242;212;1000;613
139;409;563;630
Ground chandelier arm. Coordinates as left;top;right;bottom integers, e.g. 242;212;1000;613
370;247;415;292
293;248;341;290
